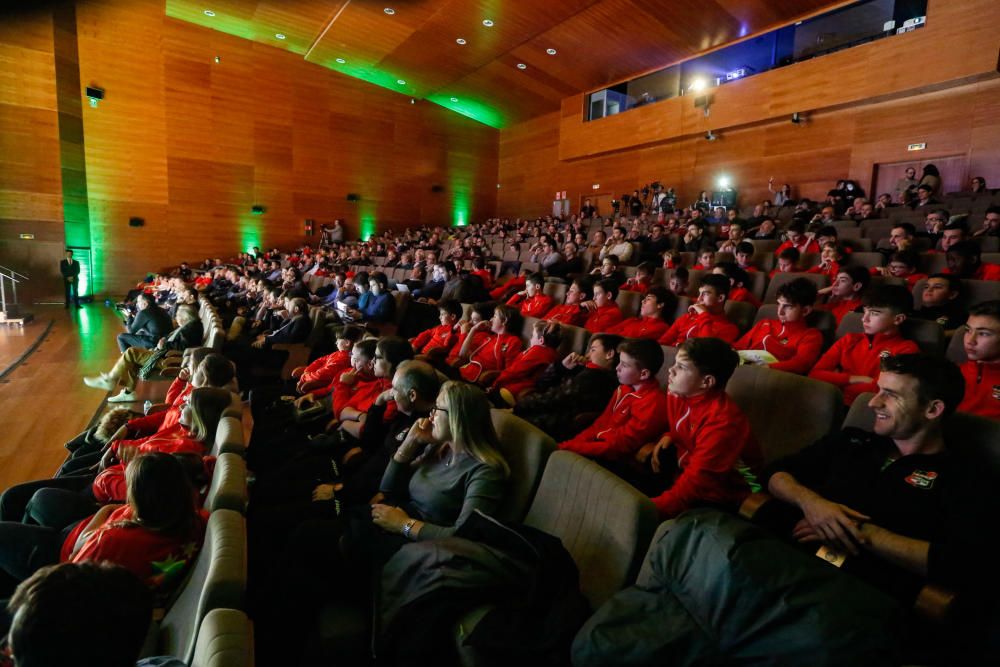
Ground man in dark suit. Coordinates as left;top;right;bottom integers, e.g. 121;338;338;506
59;249;81;309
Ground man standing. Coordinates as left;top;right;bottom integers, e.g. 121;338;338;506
60;248;81;309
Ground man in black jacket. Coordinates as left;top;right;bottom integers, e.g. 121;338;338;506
59;249;81;309
116;293;173;352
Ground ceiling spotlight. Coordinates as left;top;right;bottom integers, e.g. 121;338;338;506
718;176;731;189
482;19;494;27
203;10;215;17
396;79;406;85
546;48;557;55
456;38;466;45
384;7;395;15
689;78;707;92
275;33;286;40
214;55;220;63
705;130;718;142
450;97;458;102
516;63;527;70
335;57;346;64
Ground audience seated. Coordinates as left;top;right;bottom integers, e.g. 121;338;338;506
657;274;739;345
117;292;174;353
735;278;824;374
582;279;625;333
545;278;590;327
487;320;561;405
914;273;966;331
815;266;869;325
505;272;555;318
957;301;1000;419
455;303;523;383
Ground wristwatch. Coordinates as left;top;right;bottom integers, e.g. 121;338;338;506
402;518;417;539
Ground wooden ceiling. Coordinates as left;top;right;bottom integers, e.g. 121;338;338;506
166;0;845;128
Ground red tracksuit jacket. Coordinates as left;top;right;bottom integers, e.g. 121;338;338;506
809;331;920;404
658;310;739;346
507;293;555;318
729;286;762;308
446;330;491;364
584;303;625;333
459;332;524;382
493;345;559;397
546;303;587;327
559;380;669;460
958;360;1000;419
126;378;189;436
776;239;821;255
300;350;351;388
607;316;670;341
412;324;458;355
651;390;763;517
734;319;824;375
945;263;1000;281
620;276;652;294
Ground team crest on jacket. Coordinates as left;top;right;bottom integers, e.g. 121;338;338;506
879;350;891;359
904;470;937;489
993;385;1000;400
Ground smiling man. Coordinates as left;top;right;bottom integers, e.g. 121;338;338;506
766;353;997;606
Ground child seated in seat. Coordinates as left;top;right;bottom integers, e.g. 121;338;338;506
545;278;590;327
293;324;365;397
633;337;763;518
809;285;920;404
606;287;673;340
807;241;845;280
769;247;801;279
734;241;758;273
411;300;462;357
714;262;761;308
957;300;1000;419
735;278;824;374
668;267;690;298
582;278;625;333
454;303;524;384
815;266;869;325
488;321;562;406
913;273;966;331
505;272;555;318
872;249;926;290
658;274;739;346
620;261;656;294
692;247;716;271
559;339;669;462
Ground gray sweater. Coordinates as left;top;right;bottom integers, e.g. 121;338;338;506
380;446;506;541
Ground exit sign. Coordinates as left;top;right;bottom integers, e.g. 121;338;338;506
907;142;927;151
19;233;34;240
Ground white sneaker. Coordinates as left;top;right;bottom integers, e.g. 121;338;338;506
84;374;115;391
107;388;137;403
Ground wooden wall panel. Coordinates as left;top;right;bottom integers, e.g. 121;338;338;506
558;0;1000;161
0;13;64;303
498;79;1000;218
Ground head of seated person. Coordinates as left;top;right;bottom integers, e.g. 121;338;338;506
963;300;1000;364
175;303;198;327
392;360;442;417
861;285;912;337
939;217;969;253
775;248;801;274
831;266;871;302
7;562;152;667
374;336;415;381
336;324;366;353
193;352;236;390
587;333;624;369
640;287;674;322
668;337;739;398
945;240;986;279
490;304;519;336
432;381;510;478
350;339;378;376
180;386;233;443
669;267;689;297
712;262;749;295
616;338;664;389
920;273;962;312
369;272;390;297
693;274;730;315
869;353;965;440
776;278;818;324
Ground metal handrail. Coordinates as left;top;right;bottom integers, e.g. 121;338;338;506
0;265;28;281
0;266;28;319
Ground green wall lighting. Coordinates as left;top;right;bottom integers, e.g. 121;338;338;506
426;93;505;129
240;222;261;255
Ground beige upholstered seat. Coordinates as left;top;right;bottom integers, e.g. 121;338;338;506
489;409;556;523
836;311;944;356
205;453;248;514
726;365;843;463
190;609;253;667
212;415;245;457
724;300;757;335
155;510;247;665
764;272;829;303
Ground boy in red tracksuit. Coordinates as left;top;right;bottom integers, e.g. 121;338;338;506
713;262;761;308
810;285;920;405
735;278;824;375
559;339;669;461
768;248;801;280
633;338;763;517
456;303;524;383
445;303;494;365
329;339;378;422
506;272;555;318
620;262;656;294
583;279;625;333
957;301;1000;419
411;301;461;355
775;222;820;256
545;279;590;327
293;325;364;395
815;266;869;325
490;321;561;403
806;242;844;280
658;274;739;346
606;287;672;340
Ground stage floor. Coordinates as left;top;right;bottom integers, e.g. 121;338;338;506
0;303;125;491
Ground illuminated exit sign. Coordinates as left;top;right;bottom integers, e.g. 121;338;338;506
907;142;927;151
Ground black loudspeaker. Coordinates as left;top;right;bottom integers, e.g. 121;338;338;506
431;184;445;193
128;217;144;227
251;205;265;215
346;193;360;202
85;86;104;100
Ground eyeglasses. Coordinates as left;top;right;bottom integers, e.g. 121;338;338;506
430;406;449;416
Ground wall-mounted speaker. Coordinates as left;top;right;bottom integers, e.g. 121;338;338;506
251;205;265;215
85;86;104;101
128;217;144;227
431;184;445;193
346;193;360;202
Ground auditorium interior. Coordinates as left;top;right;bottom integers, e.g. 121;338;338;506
0;0;998;665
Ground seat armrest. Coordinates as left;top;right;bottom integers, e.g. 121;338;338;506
738;491;775;520
914;583;958;624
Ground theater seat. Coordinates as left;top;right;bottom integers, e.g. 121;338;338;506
724;300;756;335
945;329;967;363
190;609;253;667
489;409;556;522
655;346;678;388
152;510;247;665
615;289;642;318
212;416;245;457
454;451;659;666
725;365;842;463
561;323;591;356
205;453;248;514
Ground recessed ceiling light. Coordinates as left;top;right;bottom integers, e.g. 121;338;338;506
450;97;458;102
546;48;557;55
482;19;494;27
384;7;395;15
516;63;527;70
397;79;406;85
203;10;215;17
456;38;466;45
275;33;286;40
